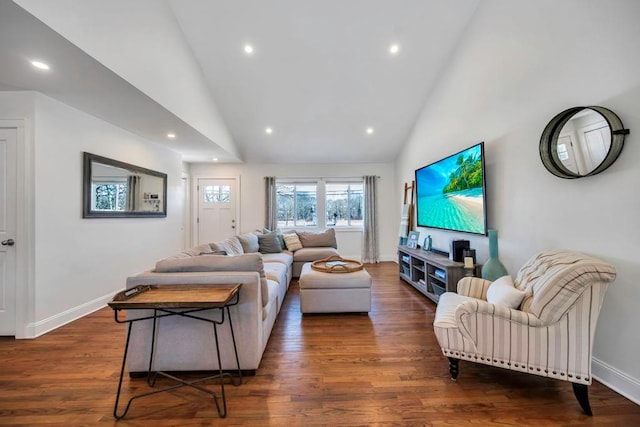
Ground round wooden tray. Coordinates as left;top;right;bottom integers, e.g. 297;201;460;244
311;255;363;273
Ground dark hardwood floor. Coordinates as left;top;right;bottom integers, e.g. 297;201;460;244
1;262;639;426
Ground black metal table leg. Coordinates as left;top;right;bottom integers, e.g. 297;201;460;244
111;298;243;420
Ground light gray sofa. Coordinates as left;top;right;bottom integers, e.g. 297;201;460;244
123;229;338;374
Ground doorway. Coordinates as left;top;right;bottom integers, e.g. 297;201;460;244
0;127;17;335
196;178;239;245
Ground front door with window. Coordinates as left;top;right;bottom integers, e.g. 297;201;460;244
197;178;238;244
0;128;17;335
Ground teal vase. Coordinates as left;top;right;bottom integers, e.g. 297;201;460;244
481;229;508;281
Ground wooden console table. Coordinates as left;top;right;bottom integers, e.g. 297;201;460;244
108;284;242;419
398;245;481;303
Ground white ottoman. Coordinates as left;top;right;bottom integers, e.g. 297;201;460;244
298;263;372;314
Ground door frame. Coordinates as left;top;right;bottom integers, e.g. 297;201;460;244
1;119;33;339
191;175;241;246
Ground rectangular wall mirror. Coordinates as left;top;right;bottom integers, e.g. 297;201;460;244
83;152;167;218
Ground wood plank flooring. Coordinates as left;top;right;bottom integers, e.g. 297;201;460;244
1;262;639;426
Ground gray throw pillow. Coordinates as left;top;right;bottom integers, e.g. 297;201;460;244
237;232;260;253
258;231;283;253
297;228;337;248
263;228;285;248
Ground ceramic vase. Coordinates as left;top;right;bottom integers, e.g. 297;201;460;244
481;229;508;281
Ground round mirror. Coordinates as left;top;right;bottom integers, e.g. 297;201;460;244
539;106;629;179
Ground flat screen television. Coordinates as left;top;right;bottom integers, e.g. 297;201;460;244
414;142;487;235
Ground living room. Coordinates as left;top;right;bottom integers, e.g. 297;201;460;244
1;0;639;424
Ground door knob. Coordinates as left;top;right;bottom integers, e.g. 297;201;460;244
1;239;15;246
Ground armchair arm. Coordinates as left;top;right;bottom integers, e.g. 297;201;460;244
457;277;492;300
454;299;544;345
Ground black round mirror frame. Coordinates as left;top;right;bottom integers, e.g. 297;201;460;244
539;106;629;179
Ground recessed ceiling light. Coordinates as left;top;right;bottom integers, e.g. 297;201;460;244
389;44;400;55
265;127;273;134
366;127;374;135
167;133;176;139
244;44;254;55
31;60;50;70
212;158;219;162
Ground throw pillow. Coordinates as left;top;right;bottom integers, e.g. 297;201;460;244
297;228;337;248
237;232;260;253
258;231;283;254
211;237;244;255
282;233;303;251
263;227;285;248
486;275;526;309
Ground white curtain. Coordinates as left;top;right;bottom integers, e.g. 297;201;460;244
264;176;277;230
363;175;379;263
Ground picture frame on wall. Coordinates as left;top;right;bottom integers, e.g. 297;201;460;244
407;231;420;249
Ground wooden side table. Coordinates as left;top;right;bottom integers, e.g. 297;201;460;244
108;283;242;419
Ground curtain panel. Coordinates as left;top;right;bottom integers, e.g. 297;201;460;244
264;176;277;230
363;175;379;263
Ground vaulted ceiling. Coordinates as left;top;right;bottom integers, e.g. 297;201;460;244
1;0;480;163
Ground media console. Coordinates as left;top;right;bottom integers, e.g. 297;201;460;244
397;245;481;304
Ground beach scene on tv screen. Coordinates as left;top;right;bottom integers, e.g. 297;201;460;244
416;144;485;234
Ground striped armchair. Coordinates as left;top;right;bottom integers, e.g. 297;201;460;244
433;249;616;415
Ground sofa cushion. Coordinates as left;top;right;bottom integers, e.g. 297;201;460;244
283;233;303;251
263;280;280;319
293;247;339;262
155;253;264;277
297;228;337;248
210;237;244;255
262;251;293;266
258;231;283;253
264;262;288;286
237;232;259;253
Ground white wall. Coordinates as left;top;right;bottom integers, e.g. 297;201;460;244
396;0;640;402
189;162;396;261
0;91;185;336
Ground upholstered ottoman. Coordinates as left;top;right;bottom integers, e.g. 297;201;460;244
298;263;372;313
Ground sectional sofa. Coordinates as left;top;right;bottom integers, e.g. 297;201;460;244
123;229;339;374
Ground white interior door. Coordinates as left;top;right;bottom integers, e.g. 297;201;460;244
197;178;238;244
582;124;611;171
0;128;17;336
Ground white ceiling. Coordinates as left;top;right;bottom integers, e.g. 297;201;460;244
1;0;480;164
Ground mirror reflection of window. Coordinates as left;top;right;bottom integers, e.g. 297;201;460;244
92;181;127;211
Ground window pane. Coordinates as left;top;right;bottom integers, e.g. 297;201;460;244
276;184;295;227
349;184;363;226
203;185;214;203
276;183;317;227
295;185;316;226
326;183;363;226
217;185;231;202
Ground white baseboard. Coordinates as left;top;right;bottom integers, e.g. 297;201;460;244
27;290;122;338
592;357;640;406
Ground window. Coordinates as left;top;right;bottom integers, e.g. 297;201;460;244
203;185;230;203
92;181;127;211
326;183;363;227
276;182;317;228
275;179;364;229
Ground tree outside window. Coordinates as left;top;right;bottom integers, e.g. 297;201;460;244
276;183;317;227
326;183;363;227
93;182;127;211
